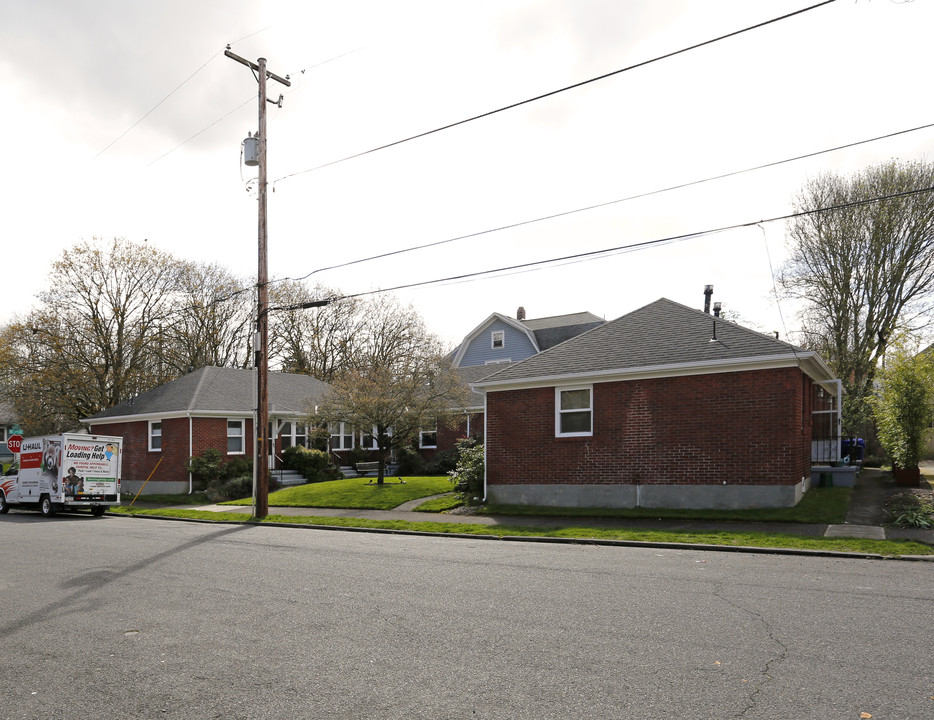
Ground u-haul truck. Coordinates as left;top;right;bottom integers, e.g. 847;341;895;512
0;433;122;517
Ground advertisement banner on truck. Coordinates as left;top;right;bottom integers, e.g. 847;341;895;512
63;439;119;478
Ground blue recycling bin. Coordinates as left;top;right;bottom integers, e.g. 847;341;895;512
841;438;864;464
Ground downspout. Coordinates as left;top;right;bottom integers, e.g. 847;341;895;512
188;413;193;494
482;391;488;503
834;378;843;460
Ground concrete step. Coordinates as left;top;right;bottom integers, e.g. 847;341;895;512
273;469;306;487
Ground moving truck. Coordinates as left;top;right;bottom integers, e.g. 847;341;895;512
0;433;122;517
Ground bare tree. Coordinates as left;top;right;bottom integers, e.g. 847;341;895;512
312;298;468;484
269;281;363;381
160;262;254;375
781;160;934;432
0;238;183;431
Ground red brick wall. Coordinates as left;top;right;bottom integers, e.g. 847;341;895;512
486;367;812;488
89;416;256;484
415;412;485;462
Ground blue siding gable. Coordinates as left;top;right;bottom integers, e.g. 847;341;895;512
458;318;538;367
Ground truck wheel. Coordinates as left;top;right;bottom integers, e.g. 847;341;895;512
0;492;9;514
91;506;106;517
40;495;56;517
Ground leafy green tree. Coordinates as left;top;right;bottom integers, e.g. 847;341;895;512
870;341;934;479
781;160;934;434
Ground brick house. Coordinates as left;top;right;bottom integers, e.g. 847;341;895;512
84;367;329;494
425;308;607;460
471;298;840;510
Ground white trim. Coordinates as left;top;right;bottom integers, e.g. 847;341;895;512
472;352;836;394
491;330;505;349
419;426;438;449
148;420;162;452
84;409;305;425
226;418;246;455
555;385;593;437
329;421;355;450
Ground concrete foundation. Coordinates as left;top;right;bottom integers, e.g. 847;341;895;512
488;479;808;510
121;480;191;496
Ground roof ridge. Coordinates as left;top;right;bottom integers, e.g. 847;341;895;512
187;366;217;413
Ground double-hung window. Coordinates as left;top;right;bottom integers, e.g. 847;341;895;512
280;422;308;450
148;420;162;451
419;425;438;449
329;422;354;450
491;330;505;349
556;386;593;437
227;419;245;454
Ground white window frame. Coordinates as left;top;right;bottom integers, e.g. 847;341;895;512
280;422;308;450
329;422;355;450
227;418;245;455
148;420;162;452
419;425;438;449
491;330;505;349
555;386;593;437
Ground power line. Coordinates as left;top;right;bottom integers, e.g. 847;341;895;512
328;183;934;303
273;0;838;186
279;119;934;284
145;45;366;168
94;26;273;159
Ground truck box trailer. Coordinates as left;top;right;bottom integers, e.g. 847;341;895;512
0;433;122;517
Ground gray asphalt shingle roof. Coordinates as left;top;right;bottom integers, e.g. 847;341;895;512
85;366;329;420
477;298;811;385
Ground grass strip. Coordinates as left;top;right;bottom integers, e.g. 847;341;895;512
413;494;463;512
111;506;932;556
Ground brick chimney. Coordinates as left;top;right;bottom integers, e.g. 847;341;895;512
517;306;526;321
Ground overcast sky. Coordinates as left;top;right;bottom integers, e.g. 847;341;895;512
2;0;932;348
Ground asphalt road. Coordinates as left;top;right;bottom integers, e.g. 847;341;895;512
1;512;932;719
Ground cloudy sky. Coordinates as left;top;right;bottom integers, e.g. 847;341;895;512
2;0;932;348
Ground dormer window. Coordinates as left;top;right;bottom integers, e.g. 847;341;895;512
491;330;504;349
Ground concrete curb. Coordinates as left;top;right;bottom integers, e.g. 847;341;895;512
109;510;934;562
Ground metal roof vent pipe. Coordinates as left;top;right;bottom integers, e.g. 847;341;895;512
713;302;721;318
517;306;526;321
703;285;713;314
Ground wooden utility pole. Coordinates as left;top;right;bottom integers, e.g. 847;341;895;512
225;49;290;519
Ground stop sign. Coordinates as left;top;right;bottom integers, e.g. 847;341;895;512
7;434;23;454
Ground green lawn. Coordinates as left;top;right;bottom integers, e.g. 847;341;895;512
223;475;454;510
109;506;933;557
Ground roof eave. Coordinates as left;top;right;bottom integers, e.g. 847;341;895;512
471;352;836;392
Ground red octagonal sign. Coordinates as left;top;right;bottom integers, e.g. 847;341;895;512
7;434;23;454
